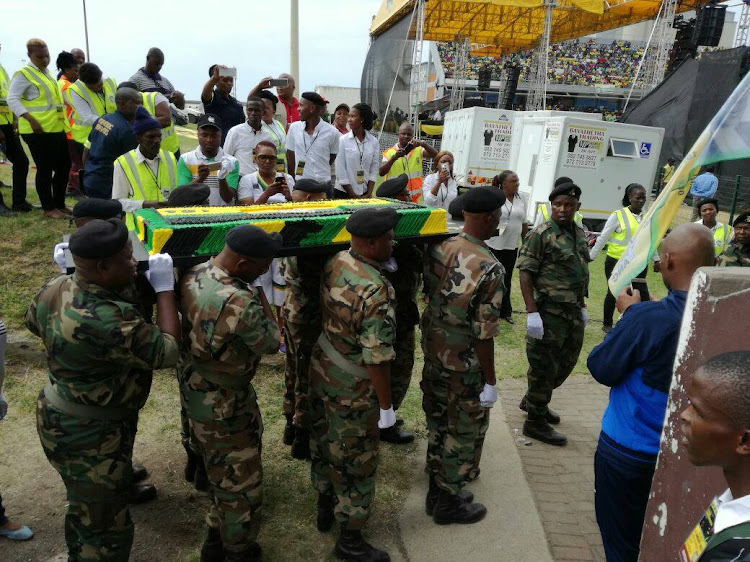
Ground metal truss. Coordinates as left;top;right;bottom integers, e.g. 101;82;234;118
449;36;470;111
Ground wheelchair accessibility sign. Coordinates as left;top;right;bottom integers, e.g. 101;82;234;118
640;142;652;158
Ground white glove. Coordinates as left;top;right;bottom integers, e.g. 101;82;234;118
378;407;396;429
53;242;69;273
526;312;544;340
581;307;588;327
0;392;8;420
217;158;234;180
145;253;175;293
479;383;498;408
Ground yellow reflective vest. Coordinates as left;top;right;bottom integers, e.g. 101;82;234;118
607;207;640;260
14;64;65;134
536;202;584;228
698;220;732;257
140;92;179;154
67;77;117;144
115;148;177;229
380;144;424;203
0;64;12;126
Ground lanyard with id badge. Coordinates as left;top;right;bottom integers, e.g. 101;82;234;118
680;497;719;562
355;137;366;185
297;130;320;177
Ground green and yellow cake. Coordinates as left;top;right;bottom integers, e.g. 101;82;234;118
134;198;447;256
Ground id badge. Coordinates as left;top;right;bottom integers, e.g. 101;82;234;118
356;169;365;184
296;160;306;177
680;497;719;562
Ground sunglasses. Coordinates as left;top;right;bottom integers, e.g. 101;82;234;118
256;155;277;162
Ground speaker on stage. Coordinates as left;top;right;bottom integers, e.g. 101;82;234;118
478;68;492;91
498;66;520;110
692;4;726;47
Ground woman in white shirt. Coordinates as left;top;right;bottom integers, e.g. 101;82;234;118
486;170;528;324
422;151;458;210
334;103;379;199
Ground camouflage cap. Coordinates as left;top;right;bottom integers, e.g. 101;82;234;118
549;182;581;202
167;183;211;206
226;225;283;258
462;186;506;213
72;198;123;219
294;179;329;194
733;211;750;227
69;218;129;259
377;174;408;198
346;206;399;238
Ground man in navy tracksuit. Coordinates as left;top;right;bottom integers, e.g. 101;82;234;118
588;223;715;562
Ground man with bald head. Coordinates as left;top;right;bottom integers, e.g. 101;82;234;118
70;48;85;65
378;121;437;203
588;222;715;562
129;47;184;109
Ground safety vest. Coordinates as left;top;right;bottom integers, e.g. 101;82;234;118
141;92;179;154
14;64;65;134
704;221;732;257
382;144;424;203
115;148;177;229
0;64;12;126
607;207;640;260
57;76;74;138
536;202;584;228
67;77;117;144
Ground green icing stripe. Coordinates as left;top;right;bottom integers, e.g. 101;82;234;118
394;208;428;237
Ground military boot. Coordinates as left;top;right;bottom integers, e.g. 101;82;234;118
519;396;560;424
291;429;311;460
184;445;199;483
127;483;157;505
523;416;567;446
334;529;390;561
317;491;335;532
199;526;224;562
224;542;261;562
283;414;296;446
425;477;474;516
194;459;209;492
432;489;487;525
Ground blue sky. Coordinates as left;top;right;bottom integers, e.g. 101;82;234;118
2;0;382;100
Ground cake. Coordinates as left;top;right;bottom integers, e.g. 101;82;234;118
134;198;448;256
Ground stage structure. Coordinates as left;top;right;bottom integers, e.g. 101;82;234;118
409;0;427;129
448;36;470;111
737;0;750;47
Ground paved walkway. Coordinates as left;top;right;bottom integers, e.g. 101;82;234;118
501;375;610;562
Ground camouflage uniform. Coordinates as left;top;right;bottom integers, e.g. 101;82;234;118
421;233;505;495
26;273;178;562
719;243;750;267
280;254;329;430
383;242;423;410
179;260;280;554
516;220;590;418
309;249;396;530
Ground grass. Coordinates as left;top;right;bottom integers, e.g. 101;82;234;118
0;134;726;559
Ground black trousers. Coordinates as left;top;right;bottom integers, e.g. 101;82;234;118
490;248;518;318
594;436;656;562
0;124;30;207
603;256;647;327
21;132;70;211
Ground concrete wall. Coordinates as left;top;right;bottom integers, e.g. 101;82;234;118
315;86;361;112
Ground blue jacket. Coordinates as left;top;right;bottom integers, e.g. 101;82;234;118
588;290;687;456
84;111;138;199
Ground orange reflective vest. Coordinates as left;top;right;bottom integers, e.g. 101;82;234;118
381;144;423;203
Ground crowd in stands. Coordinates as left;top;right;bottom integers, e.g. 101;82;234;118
438;38;645;89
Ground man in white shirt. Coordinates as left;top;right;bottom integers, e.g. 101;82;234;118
680;351;750;561
224;96;273;176
285;92;339;194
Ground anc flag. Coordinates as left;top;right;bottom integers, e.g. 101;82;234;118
609;70;750;296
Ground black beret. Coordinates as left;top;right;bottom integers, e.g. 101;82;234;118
346;206;399;238
377;174;408;198
301;91;326;107
554;176;574;188
733;212;750;227
167;184;211;207
294;179;330;194
697;197;719;212
69;218;129;259
448;193;465;220
549;182;581;202
226;225;283;258
462;187;506;213
72;198;123;219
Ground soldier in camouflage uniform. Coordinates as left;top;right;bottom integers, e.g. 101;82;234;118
421;187;506;525
517;182;590;446
719;212;750;267
377;174;422;444
27;219;180;561
309;207;399;561
279;179;332;460
180;225;282;562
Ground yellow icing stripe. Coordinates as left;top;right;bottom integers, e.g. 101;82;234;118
252;220;285;234
151;228;174;254
332;225;352;243
419;209;448;236
136;215;146;241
